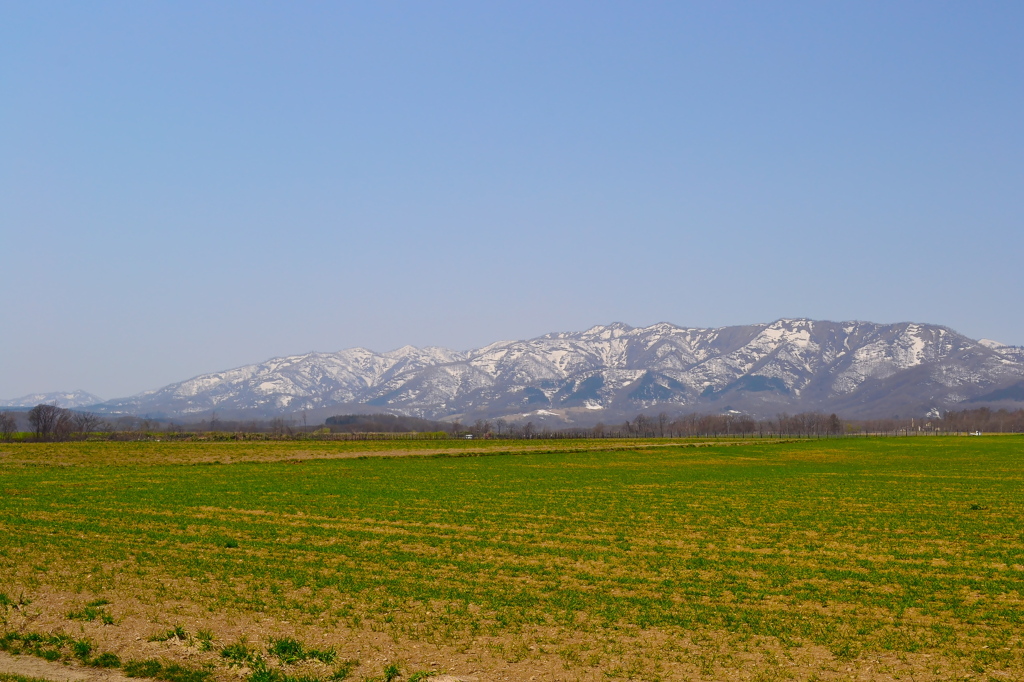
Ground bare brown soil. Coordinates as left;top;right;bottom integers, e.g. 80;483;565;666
0;587;995;681
0;438;757;468
0;651;129;681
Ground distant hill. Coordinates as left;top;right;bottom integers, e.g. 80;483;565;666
85;319;1024;422
0;390;103;409
969;381;1024;403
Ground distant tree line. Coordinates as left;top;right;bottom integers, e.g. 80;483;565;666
325;413;450;434
447;411;845;439
848;407;1024;435
0;404;105;442
444;408;1024;439
1;405;1021;443
0;407;454;442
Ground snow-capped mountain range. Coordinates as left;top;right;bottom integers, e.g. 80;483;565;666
84;319;1024;422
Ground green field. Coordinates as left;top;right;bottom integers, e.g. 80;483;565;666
1;437;1022;681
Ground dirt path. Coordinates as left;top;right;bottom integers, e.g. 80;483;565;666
0;438;765;468
239;438;759;463
0;652;130;681
0;652;476;682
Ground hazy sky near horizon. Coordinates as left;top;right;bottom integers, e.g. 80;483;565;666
2;2;1022;399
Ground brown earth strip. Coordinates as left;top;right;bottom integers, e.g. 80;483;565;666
0;438;769;468
0;651;129;681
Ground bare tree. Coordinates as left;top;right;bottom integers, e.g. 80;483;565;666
472;419;493;437
71;411;103;438
270;417;288;437
28;403;73;441
0;411;16;441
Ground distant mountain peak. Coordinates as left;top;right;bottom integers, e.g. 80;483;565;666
0;390;103;409
578;321;635;338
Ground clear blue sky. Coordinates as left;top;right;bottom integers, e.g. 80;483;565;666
2;2;1022;400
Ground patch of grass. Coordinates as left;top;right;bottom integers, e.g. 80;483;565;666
221;640;259;666
67;598;114;624
71;638;92;662
329;660;359;681
123;659;213;682
92;651;122;668
0;630;128;670
125;659;165;678
407;672;435;682
0;593;30;611
267;636;335;665
267;637;305;664
195;629;214;652
359;664;434;682
149;625;188;642
307;647;336;665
